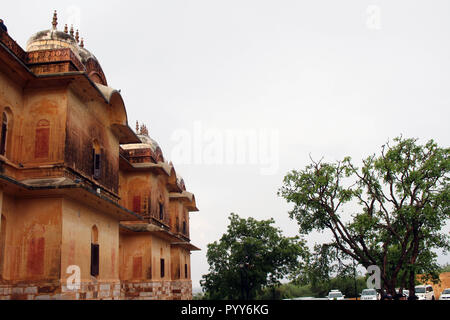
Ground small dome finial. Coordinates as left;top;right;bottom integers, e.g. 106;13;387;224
75;29;80;43
64;24;68;33
80;38;84;48
52;10;58;30
136;121;139;133
140;124;149;136
70;25;74;37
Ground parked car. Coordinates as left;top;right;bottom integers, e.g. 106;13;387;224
327;290;345;300
439;288;450;300
360;289;380;300
415;285;435;300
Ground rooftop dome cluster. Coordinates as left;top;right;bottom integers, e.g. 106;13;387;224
120;122;187;192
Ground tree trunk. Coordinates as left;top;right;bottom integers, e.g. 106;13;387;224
408;225;420;298
386;281;396;296
408;270;416;298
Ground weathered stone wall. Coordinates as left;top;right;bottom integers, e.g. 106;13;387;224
61;198;120;283
119;233;152;282
21;87;67;166
0;281;60;300
65;89;120;195
65;281;122;300
0;280;122;300
171;280;193;300
122;280;192;300
0;195;62;282
122;280;171;300
0;280;192;300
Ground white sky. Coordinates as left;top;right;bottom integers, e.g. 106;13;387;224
3;0;449;288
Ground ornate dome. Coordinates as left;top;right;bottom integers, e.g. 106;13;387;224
25;11;108;85
78;46;98;64
121;123;165;163
27;28;78;51
137;134;161;153
26;11;82;58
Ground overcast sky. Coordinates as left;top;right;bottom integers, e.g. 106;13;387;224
3;0;449;288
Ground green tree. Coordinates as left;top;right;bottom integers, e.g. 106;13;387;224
201;213;306;300
279;137;449;297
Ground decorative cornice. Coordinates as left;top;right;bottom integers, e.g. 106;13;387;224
26;48;85;72
0;28;27;62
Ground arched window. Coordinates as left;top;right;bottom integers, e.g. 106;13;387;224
34;119;50;159
159;202;164;221
0;108;13;158
90;225;99;277
160;258;165;278
0;113;8;156
92;140;101;180
91;225;98;244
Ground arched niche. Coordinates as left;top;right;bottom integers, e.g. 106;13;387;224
0;107;13;159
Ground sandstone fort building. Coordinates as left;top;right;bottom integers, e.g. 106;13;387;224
0;11;199;300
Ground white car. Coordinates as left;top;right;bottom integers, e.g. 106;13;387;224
439;288;450;300
360;289;379;300
327;290;345;300
415;285;435;300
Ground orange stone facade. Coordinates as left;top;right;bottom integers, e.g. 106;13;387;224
0;13;199;300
